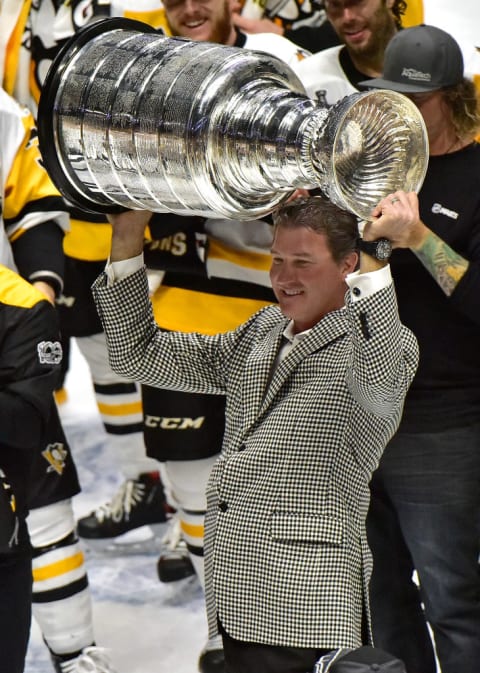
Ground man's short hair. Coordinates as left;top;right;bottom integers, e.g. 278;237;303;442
272;195;359;263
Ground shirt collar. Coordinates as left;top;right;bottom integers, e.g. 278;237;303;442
283;320;312;344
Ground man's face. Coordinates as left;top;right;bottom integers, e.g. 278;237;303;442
270;225;356;333
325;0;396;61
406;90;447;140
163;0;234;44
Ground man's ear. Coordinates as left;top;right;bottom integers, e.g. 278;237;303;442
386;0;395;9
341;251;359;277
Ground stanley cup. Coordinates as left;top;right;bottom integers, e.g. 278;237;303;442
38;18;429;221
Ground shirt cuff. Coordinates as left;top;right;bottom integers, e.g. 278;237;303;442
346;264;392;302
105;253;144;286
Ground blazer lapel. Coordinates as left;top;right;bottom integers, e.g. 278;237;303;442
259;308;348;415
240;321;286;431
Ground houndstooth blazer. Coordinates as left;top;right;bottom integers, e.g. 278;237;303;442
93;266;418;650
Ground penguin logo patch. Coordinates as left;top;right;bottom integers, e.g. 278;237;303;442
42;443;68;475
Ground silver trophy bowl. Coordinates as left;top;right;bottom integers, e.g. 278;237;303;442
38;18;428;220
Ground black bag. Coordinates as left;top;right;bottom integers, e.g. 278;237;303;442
314;646;407;673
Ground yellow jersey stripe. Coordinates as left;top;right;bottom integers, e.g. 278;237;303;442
208;238;271;272
63;219;112;261
0;264;45;309
180;520;205;538
152;287;271;334
402;0;424;27
32;551;85;582
96;400;143;416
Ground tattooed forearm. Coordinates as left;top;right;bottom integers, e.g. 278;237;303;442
413;231;469;296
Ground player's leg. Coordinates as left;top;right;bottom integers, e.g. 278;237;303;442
75;333;170;546
27;401;117;672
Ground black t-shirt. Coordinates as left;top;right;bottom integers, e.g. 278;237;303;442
391;143;480;432
338;46;370;89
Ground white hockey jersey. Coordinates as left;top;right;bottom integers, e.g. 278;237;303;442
295;45;358;104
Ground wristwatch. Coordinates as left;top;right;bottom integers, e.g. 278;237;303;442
357;237;393;261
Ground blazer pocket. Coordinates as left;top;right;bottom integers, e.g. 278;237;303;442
269;511;345;545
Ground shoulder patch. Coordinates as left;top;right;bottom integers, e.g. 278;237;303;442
37;340;63;365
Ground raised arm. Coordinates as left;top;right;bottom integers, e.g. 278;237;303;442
368;190;468;296
107;209;153;262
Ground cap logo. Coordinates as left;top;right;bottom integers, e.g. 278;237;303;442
401;67;431;83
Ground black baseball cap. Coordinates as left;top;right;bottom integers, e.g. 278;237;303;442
359;25;464;94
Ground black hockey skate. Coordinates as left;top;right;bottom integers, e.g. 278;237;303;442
77;471;171;552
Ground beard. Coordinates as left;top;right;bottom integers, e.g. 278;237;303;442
347;2;397;61
168;0;233;45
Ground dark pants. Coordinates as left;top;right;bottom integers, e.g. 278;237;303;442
0;522;32;673
367;423;480;673
219;621;329;673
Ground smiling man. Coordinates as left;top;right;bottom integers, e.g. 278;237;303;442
296;0;403;103
162;0;310;59
92;195;418;673
270;203;359;332
163;0;236;43
323;0;397;63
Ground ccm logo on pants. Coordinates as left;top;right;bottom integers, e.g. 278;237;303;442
144;416;206;430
